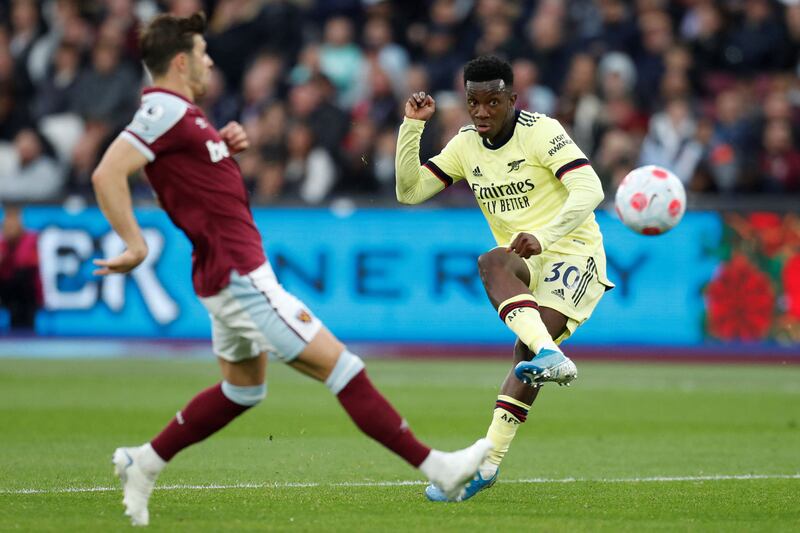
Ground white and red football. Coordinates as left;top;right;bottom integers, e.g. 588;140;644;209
614;165;686;235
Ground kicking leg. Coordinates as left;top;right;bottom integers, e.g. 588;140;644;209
478;247;560;354
479;248;576;385
290;327;491;501
113;353;268;526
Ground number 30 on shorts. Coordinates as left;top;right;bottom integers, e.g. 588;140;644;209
543;261;581;289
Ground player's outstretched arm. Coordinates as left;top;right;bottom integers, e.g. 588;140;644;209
91;138;150;275
395;92;449;205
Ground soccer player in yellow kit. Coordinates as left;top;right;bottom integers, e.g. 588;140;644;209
395;56;614;501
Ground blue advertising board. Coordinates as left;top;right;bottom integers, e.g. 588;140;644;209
16;206;723;345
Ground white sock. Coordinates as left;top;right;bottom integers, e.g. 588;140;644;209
418;450;445;480
138;443;167;475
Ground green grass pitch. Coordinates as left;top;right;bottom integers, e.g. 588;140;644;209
1;357;799;531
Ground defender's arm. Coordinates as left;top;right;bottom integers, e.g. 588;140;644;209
91;137;150;275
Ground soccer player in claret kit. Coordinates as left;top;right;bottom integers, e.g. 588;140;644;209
395;56;615;501
91;13;491;526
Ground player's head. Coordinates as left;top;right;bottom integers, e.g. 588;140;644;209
463;56;517;140
139;12;212;99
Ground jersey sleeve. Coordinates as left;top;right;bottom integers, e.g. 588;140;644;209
119;92;190;162
527;117;605;252
395;117;465;204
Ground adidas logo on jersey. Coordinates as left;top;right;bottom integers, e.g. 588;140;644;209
551;288;565;300
472;166;483;177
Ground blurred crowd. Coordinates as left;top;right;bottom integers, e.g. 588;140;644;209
1;0;799;208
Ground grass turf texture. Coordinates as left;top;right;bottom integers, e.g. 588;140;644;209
1;358;798;531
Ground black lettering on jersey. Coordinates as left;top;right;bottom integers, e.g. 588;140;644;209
547;134;574;156
471;179;535;200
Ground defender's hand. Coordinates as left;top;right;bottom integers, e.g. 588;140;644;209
219;121;249;154
404;92;436;121
93;247;147;276
507;233;542;258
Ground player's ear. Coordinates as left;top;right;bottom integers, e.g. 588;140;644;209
172;51;188;73
509;91;517;107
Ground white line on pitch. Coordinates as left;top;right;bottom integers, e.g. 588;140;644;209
2;474;798;495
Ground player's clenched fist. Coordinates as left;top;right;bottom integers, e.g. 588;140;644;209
219;121;249;154
405;91;436;121
507;232;542;258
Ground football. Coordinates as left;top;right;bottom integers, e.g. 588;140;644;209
614;165;686;235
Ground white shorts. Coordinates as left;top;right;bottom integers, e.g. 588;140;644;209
199;262;322;362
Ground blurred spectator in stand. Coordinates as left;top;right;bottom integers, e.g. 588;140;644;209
239;52;283;124
559;53;602;155
206;0;270;91
0;204;42;331
0;128;64;202
759;119;800;192
421;25;464;94
786;2;800;68
102;0;141;64
283;120;338;204
639;97;704;185
31;40;84;167
339;116;379;196
584;0;639;57
320;16;365;109
69;38;140;191
726;0;788;74
523;4;572;92
706;87;758;192
31;40;81;121
25;0;85;85
289;43;322;86
682;1;729;95
252;157;286;204
635;9;673;112
352;65;399;130
594;128;638;190
512;58;556;116
239;100;288;198
198;67;241;130
362;16;409;100
287;75;349;155
7;0;41;100
474;15;525;60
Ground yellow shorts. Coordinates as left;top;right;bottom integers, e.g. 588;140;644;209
523;250;613;344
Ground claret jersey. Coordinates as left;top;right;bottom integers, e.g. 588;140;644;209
120;87;265;296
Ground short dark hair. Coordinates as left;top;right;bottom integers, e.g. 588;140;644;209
139;12;207;78
463;55;513;87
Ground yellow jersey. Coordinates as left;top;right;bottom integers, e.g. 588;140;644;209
396;110;607;260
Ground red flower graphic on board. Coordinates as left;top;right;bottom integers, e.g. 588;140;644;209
747;212;784;257
706;255;775;340
784;254;800;319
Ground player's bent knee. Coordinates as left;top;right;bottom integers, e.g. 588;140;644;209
477;247;506;271
221;381;267;406
324;350;365;395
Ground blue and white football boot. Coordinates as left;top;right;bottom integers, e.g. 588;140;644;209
425;468;498;502
514;348;577;386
